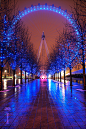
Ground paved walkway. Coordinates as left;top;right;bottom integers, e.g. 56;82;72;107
0;79;86;129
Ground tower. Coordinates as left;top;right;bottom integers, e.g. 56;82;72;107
37;32;50;74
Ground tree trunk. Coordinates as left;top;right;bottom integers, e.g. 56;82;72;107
83;57;86;89
28;74;29;82
25;71;26;83
60;72;61;82
21;70;22;84
70;68;72;86
55;73;56;80
82;39;86;89
31;72;33;80
56;73;57;80
64;70;65;85
0;66;3;90
13;69;15;86
58;73;59;81
54;73;55;80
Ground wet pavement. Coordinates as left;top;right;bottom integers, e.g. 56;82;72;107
0;79;86;129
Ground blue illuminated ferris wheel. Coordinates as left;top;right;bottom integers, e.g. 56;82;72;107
6;3;81;73
7;3;80;39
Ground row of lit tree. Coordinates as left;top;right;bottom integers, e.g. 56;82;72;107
0;0;40;90
46;0;86;89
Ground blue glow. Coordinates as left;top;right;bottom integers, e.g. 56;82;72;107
25;11;27;15
9;4;79;40
77;32;79;35
3;4;81;72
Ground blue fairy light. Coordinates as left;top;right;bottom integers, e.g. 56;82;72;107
9;4;79;39
1;4;83;75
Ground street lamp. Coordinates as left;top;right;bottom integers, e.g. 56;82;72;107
19;73;20;78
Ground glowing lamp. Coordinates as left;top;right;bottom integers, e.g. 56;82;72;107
61;70;64;77
48;74;51;78
5;70;7;73
40;74;47;79
42;76;45;79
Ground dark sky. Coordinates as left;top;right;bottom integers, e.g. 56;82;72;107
17;0;74;63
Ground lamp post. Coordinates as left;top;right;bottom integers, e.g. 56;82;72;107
19;72;20;78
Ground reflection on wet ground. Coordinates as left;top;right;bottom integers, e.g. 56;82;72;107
0;79;86;128
48;79;86;128
2;79;29;90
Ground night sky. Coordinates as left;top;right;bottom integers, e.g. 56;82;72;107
17;0;74;63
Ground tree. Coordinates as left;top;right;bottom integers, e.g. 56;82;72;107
61;24;79;86
0;0;17;90
71;0;86;89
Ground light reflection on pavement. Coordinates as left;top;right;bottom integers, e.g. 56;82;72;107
0;79;86;128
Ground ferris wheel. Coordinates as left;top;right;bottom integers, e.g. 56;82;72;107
21;9;67;56
21;9;68;73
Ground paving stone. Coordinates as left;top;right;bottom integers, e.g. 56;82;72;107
0;79;86;129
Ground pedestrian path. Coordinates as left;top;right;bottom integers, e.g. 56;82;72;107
0;79;86;129
49;79;86;129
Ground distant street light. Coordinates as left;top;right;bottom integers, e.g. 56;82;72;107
19;73;20;79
